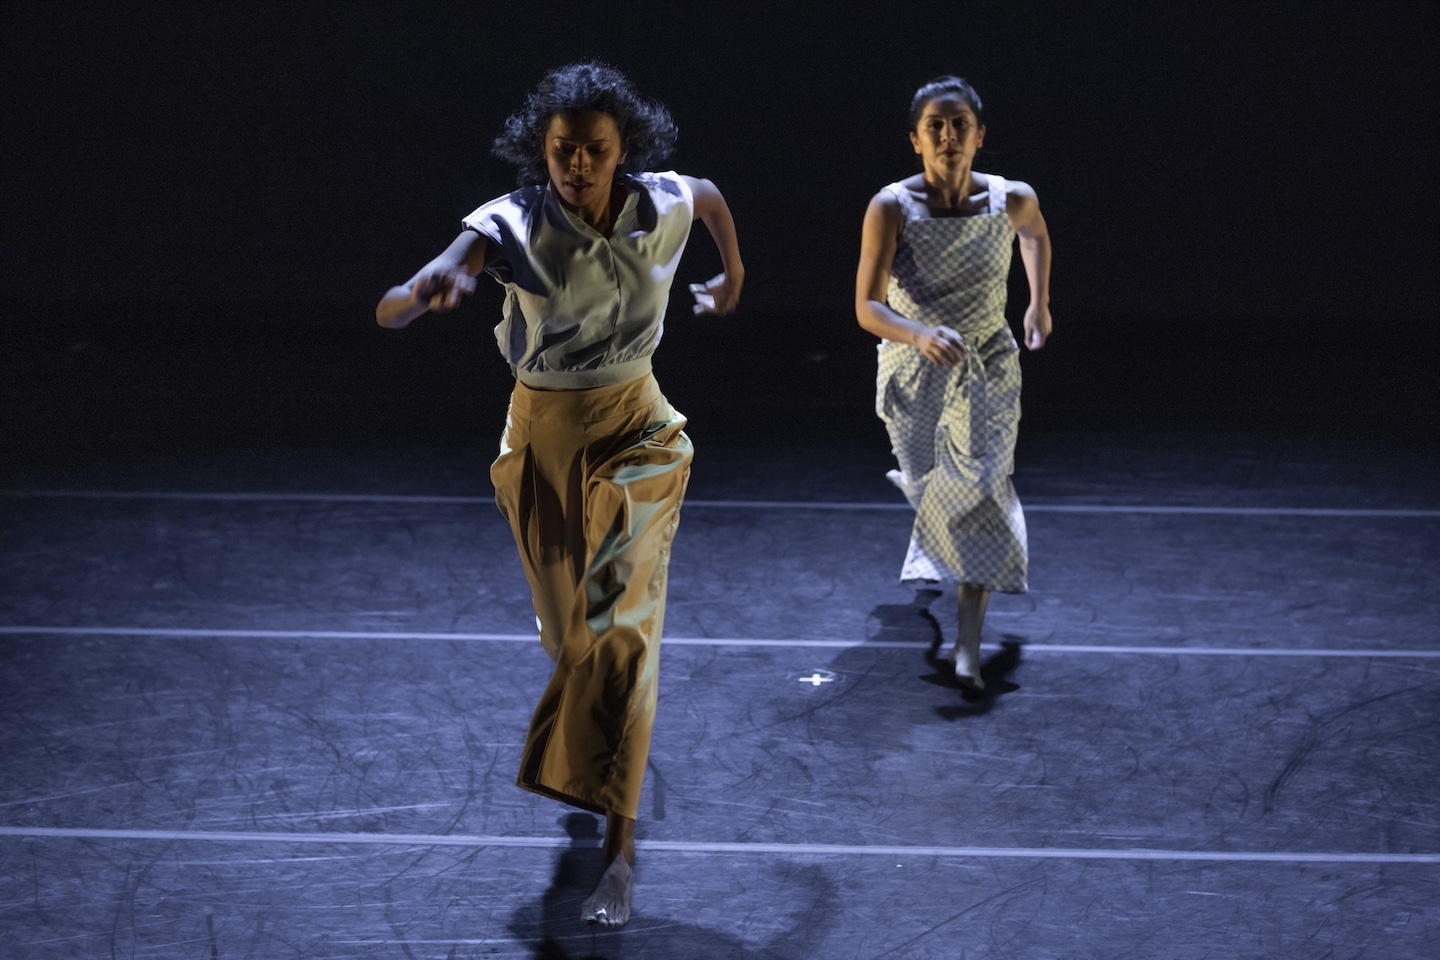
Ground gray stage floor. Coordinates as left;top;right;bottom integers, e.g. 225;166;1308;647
2;330;1439;957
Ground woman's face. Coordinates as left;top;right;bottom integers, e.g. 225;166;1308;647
910;93;985;173
544;110;627;210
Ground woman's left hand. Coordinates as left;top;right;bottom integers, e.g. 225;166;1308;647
1024;303;1052;350
690;272;743;316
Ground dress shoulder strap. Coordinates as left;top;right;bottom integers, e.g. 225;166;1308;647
886;181;922;226
986;174;1008;216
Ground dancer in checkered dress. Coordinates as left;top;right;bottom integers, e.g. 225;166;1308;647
855;76;1053;690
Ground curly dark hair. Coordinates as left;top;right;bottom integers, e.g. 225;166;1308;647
492;62;679;186
908;75;984;129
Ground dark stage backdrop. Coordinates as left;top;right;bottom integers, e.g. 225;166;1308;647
1;0;1437;417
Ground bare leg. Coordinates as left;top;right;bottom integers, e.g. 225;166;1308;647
580;811;635;928
950;583;990;689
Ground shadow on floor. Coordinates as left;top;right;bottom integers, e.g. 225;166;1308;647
507;814;838;959
867;587;946;650
928;639;1024;720
865;588;1025;717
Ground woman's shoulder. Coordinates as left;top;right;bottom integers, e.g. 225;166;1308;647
461;184;545;240
630;171;694;224
993;176;1039;217
879;174;924;197
631;170;689;197
991;175;1036;202
868;177;910;208
872;174;930;209
865;177;918;227
466;184;544;218
990;176;1036;207
969;172;1040;216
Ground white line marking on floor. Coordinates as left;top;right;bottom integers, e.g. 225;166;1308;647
3;489;1436;517
695;501;1440;518
2;626;1436;658
1;826;1433;864
1028;505;1440;518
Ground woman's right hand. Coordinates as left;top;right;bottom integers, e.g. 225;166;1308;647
413;265;477;313
914;325;965;368
377;231;487;329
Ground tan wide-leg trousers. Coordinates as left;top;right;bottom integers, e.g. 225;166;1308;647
490;373;691;820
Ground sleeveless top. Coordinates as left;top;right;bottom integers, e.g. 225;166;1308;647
885;173;1014;340
462;172;695;389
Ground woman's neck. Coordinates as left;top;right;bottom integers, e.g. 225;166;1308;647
921;165;976;210
563;181;625;234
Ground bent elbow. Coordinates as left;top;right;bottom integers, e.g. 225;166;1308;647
376;307;410;330
855;300;882;334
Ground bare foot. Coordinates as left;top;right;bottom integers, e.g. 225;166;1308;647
886;469;922;508
581;811;635;928
947;643;985;691
954;584;989;691
580;853;632;928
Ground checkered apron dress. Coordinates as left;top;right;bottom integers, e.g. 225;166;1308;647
875;174;1028;592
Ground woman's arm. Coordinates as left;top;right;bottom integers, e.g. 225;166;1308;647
375;231;487;329
1007;181;1052;350
681;176;744;316
855;191;964;368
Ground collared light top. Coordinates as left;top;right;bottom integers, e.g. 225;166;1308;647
461;171;695;389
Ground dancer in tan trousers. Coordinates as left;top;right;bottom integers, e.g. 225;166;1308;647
376;62;743;928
